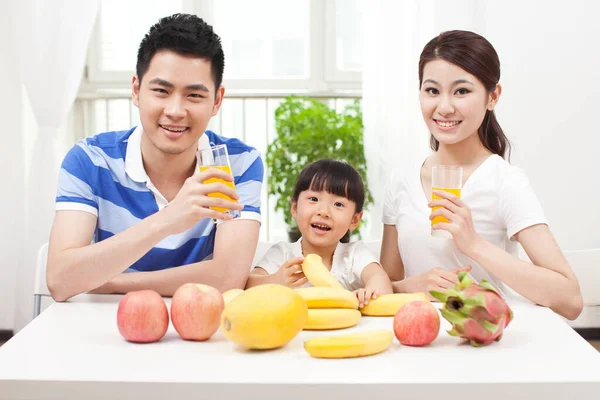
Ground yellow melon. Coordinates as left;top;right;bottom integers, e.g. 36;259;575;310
220;284;308;350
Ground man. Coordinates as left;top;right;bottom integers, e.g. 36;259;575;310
47;14;263;301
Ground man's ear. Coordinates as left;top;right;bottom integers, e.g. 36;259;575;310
349;211;363;231
132;75;140;108
212;85;225;116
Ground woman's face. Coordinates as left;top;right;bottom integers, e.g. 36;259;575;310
419;59;500;147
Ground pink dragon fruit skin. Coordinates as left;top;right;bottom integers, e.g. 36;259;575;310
430;272;513;347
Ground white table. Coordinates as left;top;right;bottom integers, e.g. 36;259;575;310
1;294;599;400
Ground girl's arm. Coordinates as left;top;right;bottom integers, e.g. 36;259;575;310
245;267;275;289
355;263;394;307
380;224;405;281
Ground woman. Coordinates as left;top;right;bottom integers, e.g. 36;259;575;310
380;30;583;320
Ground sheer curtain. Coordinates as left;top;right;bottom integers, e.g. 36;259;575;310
11;0;99;331
0;0;24;331
362;0;483;240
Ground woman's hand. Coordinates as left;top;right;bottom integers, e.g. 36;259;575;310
429;190;483;256
399;265;472;299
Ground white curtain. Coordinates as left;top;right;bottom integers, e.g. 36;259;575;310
362;0;484;240
11;0;99;331
0;1;23;331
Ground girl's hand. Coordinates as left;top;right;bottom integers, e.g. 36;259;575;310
429;190;483;256
354;287;377;308
273;257;308;288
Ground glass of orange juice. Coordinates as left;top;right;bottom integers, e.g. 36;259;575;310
197;144;240;219
431;165;463;238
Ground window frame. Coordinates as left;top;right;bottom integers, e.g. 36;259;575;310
82;0;361;95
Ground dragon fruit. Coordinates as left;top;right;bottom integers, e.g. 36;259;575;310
430;272;513;347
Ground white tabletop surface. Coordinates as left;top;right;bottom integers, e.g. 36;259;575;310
0;294;599;400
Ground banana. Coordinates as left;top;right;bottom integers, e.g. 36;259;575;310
304;329;394;358
302;254;343;289
360;293;429;316
295;287;359;309
304;308;361;330
222;288;244;305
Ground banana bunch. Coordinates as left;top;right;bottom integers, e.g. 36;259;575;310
295;286;361;330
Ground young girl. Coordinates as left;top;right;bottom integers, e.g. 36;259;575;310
247;159;392;307
380;30;583;320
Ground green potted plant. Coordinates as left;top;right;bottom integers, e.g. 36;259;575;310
266;95;373;242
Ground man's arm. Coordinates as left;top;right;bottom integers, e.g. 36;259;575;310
94;219;260;295
47;209;173;302
47;168;242;301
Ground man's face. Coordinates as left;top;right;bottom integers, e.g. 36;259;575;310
132;50;224;157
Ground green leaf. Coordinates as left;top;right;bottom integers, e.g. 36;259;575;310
440;308;466;327
482;320;498;334
458;272;474;288
447;328;461;337
429;291;449;303
462;295;485;307
479;280;499;294
470;339;484;347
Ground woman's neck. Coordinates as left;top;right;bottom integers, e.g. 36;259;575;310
300;238;337;269
433;133;492;167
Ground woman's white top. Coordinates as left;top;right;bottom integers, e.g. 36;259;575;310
257;238;379;290
382;154;547;292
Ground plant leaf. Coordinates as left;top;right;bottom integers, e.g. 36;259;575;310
429;291;448;303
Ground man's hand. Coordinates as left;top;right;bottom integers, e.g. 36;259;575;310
160;168;244;235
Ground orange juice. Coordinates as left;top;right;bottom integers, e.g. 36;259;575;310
199;165;237;212
431;187;461;226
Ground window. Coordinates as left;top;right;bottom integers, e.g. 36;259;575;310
88;0;184;82
83;0;362;92
214;0;309;80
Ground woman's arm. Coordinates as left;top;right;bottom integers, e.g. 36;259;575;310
430;190;583;320
469;224;582;320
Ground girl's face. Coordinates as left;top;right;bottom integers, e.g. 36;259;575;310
292;189;362;248
419;59;500;147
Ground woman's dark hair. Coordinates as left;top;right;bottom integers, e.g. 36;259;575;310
292;159;365;212
136;13;225;92
419;30;511;159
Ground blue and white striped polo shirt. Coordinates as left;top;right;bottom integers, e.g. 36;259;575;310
55;126;263;272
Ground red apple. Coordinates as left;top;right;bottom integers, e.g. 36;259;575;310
171;283;225;341
393;301;440;346
117;290;169;343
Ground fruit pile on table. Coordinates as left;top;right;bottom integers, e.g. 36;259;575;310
117;254;513;357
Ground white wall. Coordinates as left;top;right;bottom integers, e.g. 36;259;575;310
0;2;24;331
363;0;600;252
484;0;600;250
